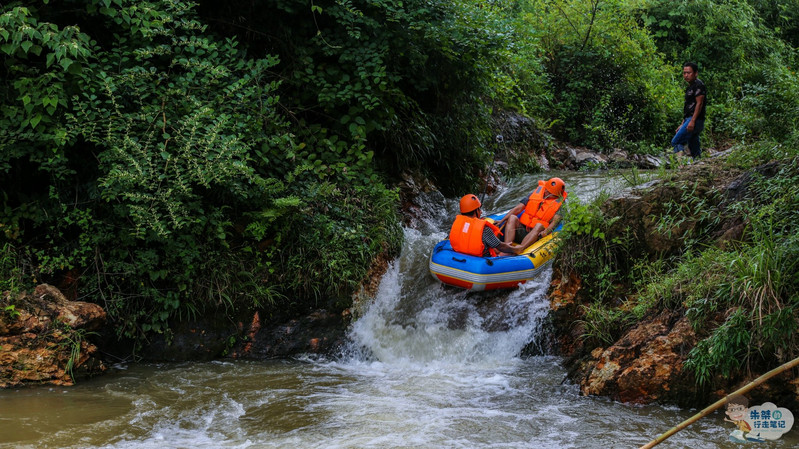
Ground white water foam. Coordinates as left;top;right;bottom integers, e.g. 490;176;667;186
346;220;554;368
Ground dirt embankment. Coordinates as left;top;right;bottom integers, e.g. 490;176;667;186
548;158;799;408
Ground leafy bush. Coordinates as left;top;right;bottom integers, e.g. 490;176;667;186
0;0;402;344
0;242;31;297
197;0;528;195
559;194;626;301
684;308;751;386
640;0;799;143
528;0;679;152
578;302;633;346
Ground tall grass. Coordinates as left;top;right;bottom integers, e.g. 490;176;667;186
0;242;30;297
681;149;799;385
566;143;799;387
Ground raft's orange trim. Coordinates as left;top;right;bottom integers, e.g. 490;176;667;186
435;274;526;291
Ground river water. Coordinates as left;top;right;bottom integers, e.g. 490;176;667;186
1;172;794;448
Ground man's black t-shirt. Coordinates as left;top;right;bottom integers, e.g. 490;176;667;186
684;79;707;120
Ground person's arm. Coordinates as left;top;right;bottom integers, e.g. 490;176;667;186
483;226;521;255
539;214;561;238
497;202;525;226
687;95;705;132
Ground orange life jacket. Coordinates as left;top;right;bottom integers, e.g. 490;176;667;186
519;180;566;229
449;215;501;257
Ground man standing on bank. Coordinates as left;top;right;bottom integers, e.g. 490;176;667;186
672;62;707;159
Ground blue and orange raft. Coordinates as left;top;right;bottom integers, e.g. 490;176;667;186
429;212;562;291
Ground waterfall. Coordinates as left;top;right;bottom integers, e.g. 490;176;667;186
345;189;555;367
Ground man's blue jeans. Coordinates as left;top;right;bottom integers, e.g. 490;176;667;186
671;117;705;158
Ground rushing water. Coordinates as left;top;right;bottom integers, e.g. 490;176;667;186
1;172;795;448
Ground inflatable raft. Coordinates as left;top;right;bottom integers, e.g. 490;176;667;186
429;212;562;291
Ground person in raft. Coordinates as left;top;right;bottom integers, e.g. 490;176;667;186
450;194;523;257
496;177;567;253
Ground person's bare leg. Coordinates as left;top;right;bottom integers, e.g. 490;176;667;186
518;223;545;251
504;215;521;244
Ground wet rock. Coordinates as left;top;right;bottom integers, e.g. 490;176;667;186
715;218;747;250
399;171;446;228
139;303;358;362
492;111;547;155
229;309;347;359
548;270;584;357
630;153;664;169
576;310;699;405
601;174;708;257
351;249;393;320
548;145;578;170
574;149;608;168
1;284;107;388
722;161;780;203
56;301;106;331
599;162;763;259
138;316;240;362
607;149;634;168
546;144;666;171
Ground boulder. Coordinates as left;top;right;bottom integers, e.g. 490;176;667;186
137;307;354;362
577;310;699;405
630;153;665;169
545;144;667;170
574;149;608;168
607;149;634;168
1;284;107;388
229;309;347;359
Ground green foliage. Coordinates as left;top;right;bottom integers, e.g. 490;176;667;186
528;0;679;152
632;248;737;323
0;242;31;297
562;198;612;239
614;166;658;188
199;0;528;194
0;0;403;346
565;142;798;386
654;181;726;249
0;4;93;175
623;147;799;386
559;195;626;301
2;0;798;360
682;231;799;386
53;321;96;382
258;182;402;303
640;0;799;143
745;0;799;48
578;301;632;346
3;304;20;320
684;308;750;386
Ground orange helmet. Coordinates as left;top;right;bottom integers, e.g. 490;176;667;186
544;177;566;197
459;194;482;213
